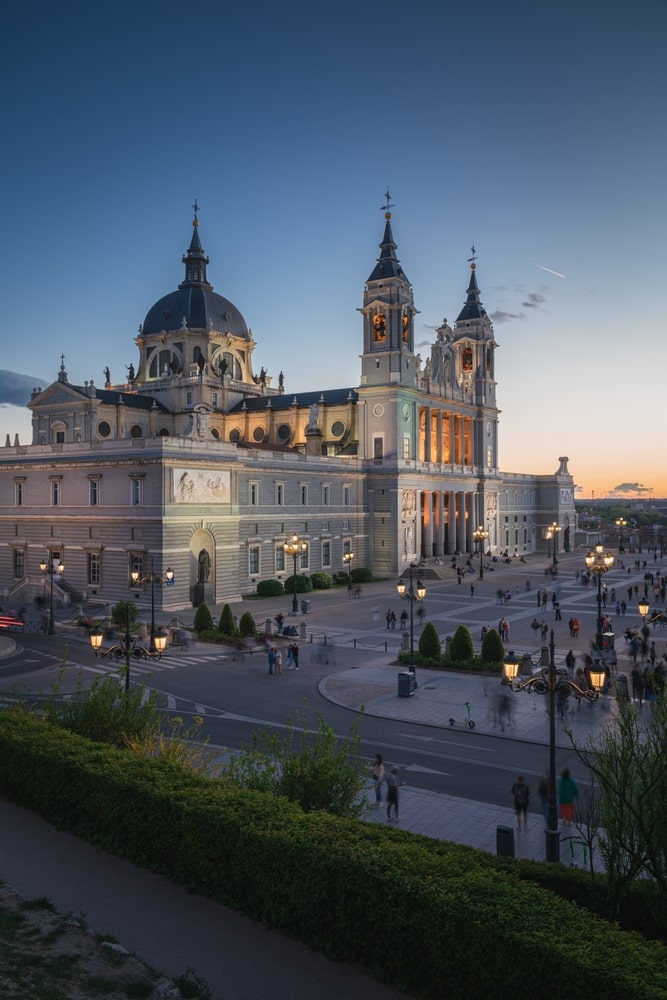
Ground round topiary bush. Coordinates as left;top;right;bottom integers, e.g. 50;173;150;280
310;572;333;590
193;602;213;634
284;574;313;594
418;621;442;658
449;624;474;662
351;567;373;583
481;627;505;664
218;603;236;637
256;579;284;597
238;611;257;638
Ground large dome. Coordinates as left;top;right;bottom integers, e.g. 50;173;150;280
142;287;249;337
141;211;249;338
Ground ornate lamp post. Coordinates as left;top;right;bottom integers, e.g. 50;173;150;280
397;565;426;682
615;517;627;553
343;550;354;590
131;560;174;650
472;526;489;580
503;633;605;863
284;533;307;614
89;608;167;695
549;521;561;568
585;543;615;651
39;553;64;636
638;597;650;623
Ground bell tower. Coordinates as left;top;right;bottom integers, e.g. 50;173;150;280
360;194;419;387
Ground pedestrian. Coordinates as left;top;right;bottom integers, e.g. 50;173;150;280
400;610;408;630
291;643;299;670
385;767;404;822
390;611;397;630
554;601;562;620
511;774;530;831
274;648;283;674
537;773;550;822
565;650;575;676
558;768;579;826
470;582;475;598
372;606;380;622
417;606;425;625
370;753;385;807
267;644;275;675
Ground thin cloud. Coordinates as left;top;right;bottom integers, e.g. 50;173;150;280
521;293;546;309
0;370;45;406
611;482;653;495
490;310;526;324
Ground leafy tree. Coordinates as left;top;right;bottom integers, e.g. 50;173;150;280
238;611;257;638
481;628;505;664
193;602;213;633
351;567;373;583
418;621;441;658
39;671;160;747
218;603;236;636
111;599;137;626
449;624;474;662
222;705;369;818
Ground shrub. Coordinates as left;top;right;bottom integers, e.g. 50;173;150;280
218;603;236;636
310;572;333;590
40;671;160;747
193;602;213;634
238;612;257;638
481;628;505;664
351;567;373;583
419;622;442;658
284;574;313;594
449;624;474;662
257;579;284;597
111;599;137;626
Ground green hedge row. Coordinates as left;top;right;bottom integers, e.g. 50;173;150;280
0;712;665;999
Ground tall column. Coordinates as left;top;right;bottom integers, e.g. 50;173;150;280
433;492;443;557
424;407;432;464
422;490;434;558
436;411;443;464
456;492;466;553
447;492;456;554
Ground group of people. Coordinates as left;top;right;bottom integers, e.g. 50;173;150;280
266;642;300;674
370;753;404;822
511;769;580;832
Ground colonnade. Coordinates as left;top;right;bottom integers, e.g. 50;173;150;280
416;490;492;558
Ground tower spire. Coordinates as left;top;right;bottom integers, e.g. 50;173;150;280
180;202;212;290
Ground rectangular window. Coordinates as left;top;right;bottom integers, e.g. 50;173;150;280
343;539;352;557
88;552;101;585
275;546;285;573
342;520;349;531
403;435;410;461
322;521;329;531
131;479;143;506
276;483;285;505
249;545;260;575
249;482;259;505
51;480;61;506
15;480;24;506
322;485;330;506
300;484;308;505
342;485;350;506
13;549;24;578
130;553;143;583
89;480;100;506
322;540;331;567
299;545;309;570
373;437;383;464
211;392;218;407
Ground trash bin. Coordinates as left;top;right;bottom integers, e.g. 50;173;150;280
398;671;415;697
401;631;410;651
496;825;515;858
301;600;311;614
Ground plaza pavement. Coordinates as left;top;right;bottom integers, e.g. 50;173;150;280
0;548;662;997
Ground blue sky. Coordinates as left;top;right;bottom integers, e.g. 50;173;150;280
1;1;665;498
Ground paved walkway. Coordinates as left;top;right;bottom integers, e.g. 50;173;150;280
0;549;662;996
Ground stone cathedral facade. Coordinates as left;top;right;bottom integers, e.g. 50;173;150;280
0;205;575;610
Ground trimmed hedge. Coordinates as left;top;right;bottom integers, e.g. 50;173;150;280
0;712;665;998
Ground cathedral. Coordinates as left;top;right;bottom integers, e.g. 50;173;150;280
0;204;575;611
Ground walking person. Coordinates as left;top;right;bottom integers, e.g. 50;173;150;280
290;643;299;671
267;644;275;675
385;767;404;822
558;768;579;827
511;774;530;831
370;753;385;808
274;648;283;675
537;773;550;823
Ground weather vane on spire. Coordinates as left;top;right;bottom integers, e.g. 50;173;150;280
192;199;200;222
468;244;478;268
381;189;395;215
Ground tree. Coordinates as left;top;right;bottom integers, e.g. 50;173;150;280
218;603;236;636
193;602;213;634
449;624;474;662
418;622;441;659
111;599;137;626
238;611;257;638
481;628;505;664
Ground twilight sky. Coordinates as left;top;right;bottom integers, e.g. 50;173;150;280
1;1;665;499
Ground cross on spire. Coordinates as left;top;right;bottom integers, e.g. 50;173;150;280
192;199;200;224
381;189;395;216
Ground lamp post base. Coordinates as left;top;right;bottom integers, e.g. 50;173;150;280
545;826;561;863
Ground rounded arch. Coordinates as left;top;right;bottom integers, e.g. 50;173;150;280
190;527;216;599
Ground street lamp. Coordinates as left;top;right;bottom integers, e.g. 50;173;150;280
503;632;605;863
616;517;627;553
397;564;426;683
472;526;489;580
284;533;307;614
89;607;167;695
131;559;174;650
549;521;561;568
638;597;650;623
343;550;354;591
585;543;615;652
39;553;64;636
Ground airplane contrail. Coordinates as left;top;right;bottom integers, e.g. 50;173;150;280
537;264;566;278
